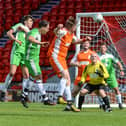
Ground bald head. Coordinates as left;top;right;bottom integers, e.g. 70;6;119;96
90;53;98;64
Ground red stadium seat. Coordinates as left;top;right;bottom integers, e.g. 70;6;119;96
41;0;47;4
24;0;32;4
67;3;75;9
15;3;22;10
66;11;75;17
14;0;22;4
0;74;2;82
41;15;49;20
33;19;40;28
32;0;40;10
15;73;22;82
23;9;30;16
0;10;4;17
49;22;56;30
50;9;57;16
59;3;66;10
58;11;66;17
5;3;13;10
5;0;13;4
5;23;13;30
15;9;22;16
5;10;14;17
50;16;57;23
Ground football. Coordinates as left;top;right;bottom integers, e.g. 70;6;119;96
93;13;104;22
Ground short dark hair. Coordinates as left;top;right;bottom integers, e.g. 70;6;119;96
21;15;34;24
100;43;107;47
39;20;49;28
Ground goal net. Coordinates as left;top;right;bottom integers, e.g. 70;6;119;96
75;11;126;108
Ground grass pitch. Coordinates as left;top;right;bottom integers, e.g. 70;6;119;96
0;102;126;126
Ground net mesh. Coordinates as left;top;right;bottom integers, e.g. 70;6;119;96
76;12;126;105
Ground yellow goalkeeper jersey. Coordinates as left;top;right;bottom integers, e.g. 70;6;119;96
80;61;109;85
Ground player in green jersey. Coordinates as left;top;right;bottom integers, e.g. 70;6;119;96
1;15;34;102
22;20;54;107
97;43;124;109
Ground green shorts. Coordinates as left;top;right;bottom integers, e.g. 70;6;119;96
25;59;41;76
10;51;25;66
106;74;118;88
10;44;25;66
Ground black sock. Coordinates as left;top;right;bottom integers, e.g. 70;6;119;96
23;88;29;95
22;88;29;98
67;100;73;106
102;96;110;108
42;94;46;99
78;95;85;109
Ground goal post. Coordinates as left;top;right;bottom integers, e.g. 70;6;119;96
75;11;126;108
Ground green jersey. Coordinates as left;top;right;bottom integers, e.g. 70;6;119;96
25;28;41;60
12;23;30;53
97;52;118;74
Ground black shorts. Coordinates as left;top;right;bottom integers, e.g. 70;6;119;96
82;83;106;94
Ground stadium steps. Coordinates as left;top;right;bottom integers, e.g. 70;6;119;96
31;0;60;19
0;0;60;47
0;35;9;47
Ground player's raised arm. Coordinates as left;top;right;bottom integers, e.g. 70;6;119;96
53;24;63;35
72;36;92;45
117;61;124;76
7;23;30;45
28;36;49;46
80;66;88;84
111;53;124;76
99;63;109;79
70;53;81;67
7;29;22;45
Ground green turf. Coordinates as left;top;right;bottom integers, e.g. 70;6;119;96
0;102;126;126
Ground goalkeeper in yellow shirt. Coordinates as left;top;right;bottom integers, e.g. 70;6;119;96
79;53;112;112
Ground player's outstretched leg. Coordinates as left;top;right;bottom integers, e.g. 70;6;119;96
36;80;55;105
43;95;56;105
20;88;29;108
57;96;67;104
78;95;85;110
64;86;80;112
57;78;67;104
102;96;112;112
116;94;123;109
64;101;80;112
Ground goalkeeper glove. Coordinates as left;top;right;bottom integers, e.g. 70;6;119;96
78;81;83;87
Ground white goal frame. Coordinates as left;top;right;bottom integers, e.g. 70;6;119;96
75;11;126;108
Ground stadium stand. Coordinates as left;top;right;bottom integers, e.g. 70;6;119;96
0;0;126;85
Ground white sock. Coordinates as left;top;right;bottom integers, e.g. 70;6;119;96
4;74;13;91
116;94;122;104
28;76;35;89
22;78;29;96
65;86;72;101
97;96;105;105
58;78;67;96
36;80;46;96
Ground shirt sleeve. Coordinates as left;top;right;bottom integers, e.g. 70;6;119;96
28;29;37;38
111;54;119;63
12;23;29;33
72;35;78;43
56;29;66;38
80;66;88;83
99;62;109;79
